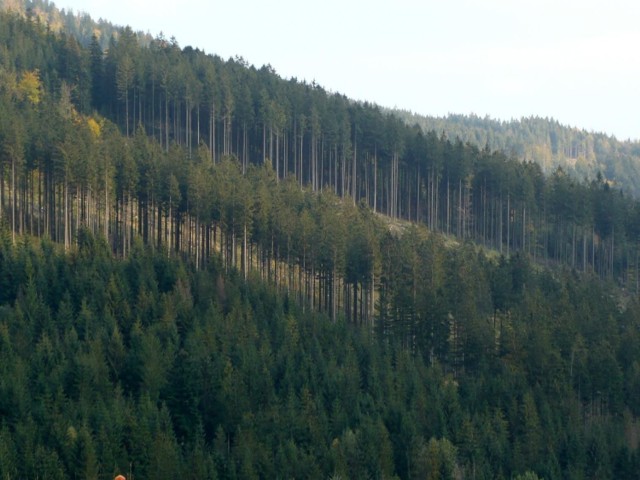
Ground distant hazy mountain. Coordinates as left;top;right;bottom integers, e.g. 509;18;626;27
392;110;640;196
0;0;151;48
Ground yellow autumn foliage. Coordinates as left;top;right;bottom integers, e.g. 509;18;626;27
87;117;101;138
17;69;43;104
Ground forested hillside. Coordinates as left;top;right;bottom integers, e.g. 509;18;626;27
1;3;640;479
2;7;640;286
393;111;640;196
1;225;640;479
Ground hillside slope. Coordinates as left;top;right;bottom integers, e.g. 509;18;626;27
2;7;640;286
393;111;640;196
1;225;639;479
0;3;639;479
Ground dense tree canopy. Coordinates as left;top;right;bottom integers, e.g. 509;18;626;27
2;7;640;286
394;111;640;197
0;229;639;479
0;3;640;478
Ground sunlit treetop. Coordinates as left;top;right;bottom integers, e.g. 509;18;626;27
17;69;43;104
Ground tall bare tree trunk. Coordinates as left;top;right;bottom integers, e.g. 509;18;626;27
373;155;377;213
11;157;16;243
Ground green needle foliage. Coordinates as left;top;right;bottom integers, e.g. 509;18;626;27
0;3;639;479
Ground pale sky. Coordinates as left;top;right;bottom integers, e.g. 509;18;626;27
58;0;640;140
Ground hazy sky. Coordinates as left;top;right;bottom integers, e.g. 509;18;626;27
58;0;640;140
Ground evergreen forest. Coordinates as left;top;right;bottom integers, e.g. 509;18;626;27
1;2;640;478
392;111;640;197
